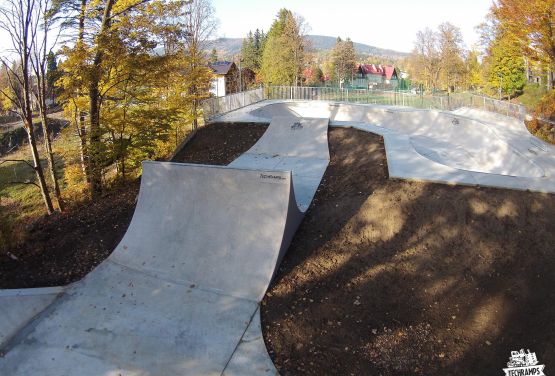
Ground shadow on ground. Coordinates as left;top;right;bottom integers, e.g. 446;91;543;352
262;127;555;376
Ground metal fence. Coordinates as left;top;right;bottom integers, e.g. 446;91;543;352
268;85;528;120
202;86;265;121
203;85;529;122
267;86;422;107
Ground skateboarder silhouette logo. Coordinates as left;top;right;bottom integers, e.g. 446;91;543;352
291;121;303;130
503;349;545;375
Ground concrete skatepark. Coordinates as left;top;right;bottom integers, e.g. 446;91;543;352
219;100;555;193
1;99;555;375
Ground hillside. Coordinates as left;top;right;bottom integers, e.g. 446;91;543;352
210;34;408;61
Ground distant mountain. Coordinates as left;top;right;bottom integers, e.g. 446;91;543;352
307;35;409;60
210;35;408;61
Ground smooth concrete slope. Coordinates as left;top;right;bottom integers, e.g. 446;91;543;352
230;116;330;211
0;116;331;375
217;100;555;193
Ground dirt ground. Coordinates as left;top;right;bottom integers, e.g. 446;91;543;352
2;123;555;375
262;127;555;375
172;122;267;164
0;122;266;288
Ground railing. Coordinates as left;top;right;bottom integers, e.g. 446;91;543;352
267;86;422;107
202;86;265;121
203;85;529;122
267;86;528;120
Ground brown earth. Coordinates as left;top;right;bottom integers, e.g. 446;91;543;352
262;127;555;375
172;122;267;164
2;123;555;375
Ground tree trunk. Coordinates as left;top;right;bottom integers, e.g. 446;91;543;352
88;0;116;198
36;42;64;211
40;112;64;211
26;118;54;214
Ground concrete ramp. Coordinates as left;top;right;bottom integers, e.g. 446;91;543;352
231;116;329;211
0;117;330;375
112;162;301;301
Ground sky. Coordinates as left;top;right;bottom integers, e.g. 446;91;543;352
211;0;495;53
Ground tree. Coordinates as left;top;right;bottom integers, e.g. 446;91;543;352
303;64;323;86
437;23;466;92
484;31;526;99
57;0;200;197
46;52;61;102
31;0;65;211
493;0;555;89
182;0;218;130
260;9;307;86
479;9;526;98
465;49;483;90
209;48;218;63
0;0;55;214
409;28;442;91
330;37;356;86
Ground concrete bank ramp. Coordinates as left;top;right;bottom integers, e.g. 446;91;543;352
0;117;330;375
231;116;330;211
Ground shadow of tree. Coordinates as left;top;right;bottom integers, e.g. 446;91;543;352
262;127;555;376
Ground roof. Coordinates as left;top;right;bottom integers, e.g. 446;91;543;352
360;64;384;76
383;65;397;80
209;61;235;75
358;64;398;80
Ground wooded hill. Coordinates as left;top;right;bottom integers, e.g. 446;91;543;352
211;34;408;60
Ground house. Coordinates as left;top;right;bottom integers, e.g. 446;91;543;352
209;61;239;97
353;64;400;89
209;61;256;96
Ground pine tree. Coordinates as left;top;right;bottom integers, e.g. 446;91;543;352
259;9;307;86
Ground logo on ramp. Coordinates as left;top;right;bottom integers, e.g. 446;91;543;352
503;349;545;376
260;173;287;183
291;121;303;130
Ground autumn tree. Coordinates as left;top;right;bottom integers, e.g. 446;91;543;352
464;49;483;90
57;0;209;196
181;0;217;130
303;64;323;86
437;23;466;92
493;0;555;89
260;9;307;86
478;11;526;99
330;37;356;86
483;30;526;99
0;0;55;214
408;27;442;91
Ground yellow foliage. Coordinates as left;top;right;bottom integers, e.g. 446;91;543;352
63;164;89;204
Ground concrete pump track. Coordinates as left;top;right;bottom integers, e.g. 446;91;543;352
1;100;555;375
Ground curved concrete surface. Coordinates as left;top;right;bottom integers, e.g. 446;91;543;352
216;100;555;193
252;102;545;178
0;116;330;375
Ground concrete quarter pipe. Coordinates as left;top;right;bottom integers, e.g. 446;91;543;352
0;116;330;375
